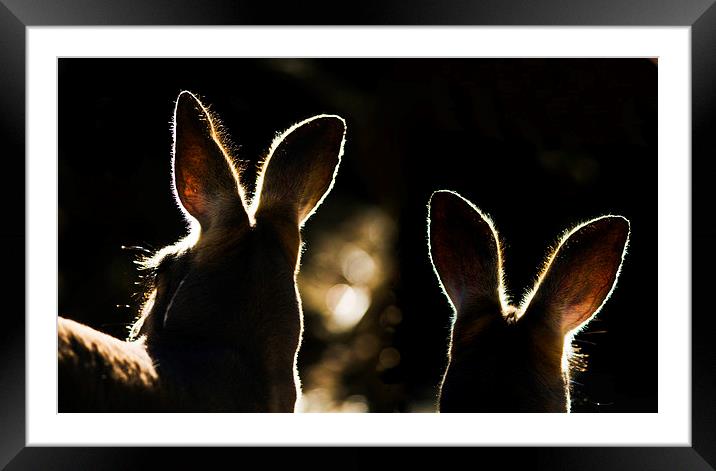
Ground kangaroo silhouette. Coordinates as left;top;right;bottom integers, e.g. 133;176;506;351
58;91;346;412
428;190;629;412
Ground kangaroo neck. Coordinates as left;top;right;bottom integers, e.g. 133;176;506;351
146;337;295;412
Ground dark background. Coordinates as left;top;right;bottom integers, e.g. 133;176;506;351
58;58;656;412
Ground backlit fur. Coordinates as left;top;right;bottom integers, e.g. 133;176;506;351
58;91;346;412
428;190;630;412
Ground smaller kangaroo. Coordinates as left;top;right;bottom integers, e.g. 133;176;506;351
58;91;346;412
428;190;630;412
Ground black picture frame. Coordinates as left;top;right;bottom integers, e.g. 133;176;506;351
2;1;714;469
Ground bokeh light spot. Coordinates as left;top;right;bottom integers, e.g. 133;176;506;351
341;246;377;285
378;347;401;369
325;284;371;332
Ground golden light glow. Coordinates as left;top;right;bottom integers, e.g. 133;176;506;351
324;284;371;332
296;389;369;413
340;245;377;285
297;205;397;412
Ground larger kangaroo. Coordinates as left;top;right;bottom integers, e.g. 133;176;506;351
428;190;629;412
58;91;346;412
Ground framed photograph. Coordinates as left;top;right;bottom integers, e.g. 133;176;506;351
2;0;714;469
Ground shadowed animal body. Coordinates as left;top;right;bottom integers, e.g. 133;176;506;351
428;190;630;412
58;91;346;412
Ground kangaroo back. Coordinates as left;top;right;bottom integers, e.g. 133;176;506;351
58;92;346;412
428;190;629;412
58;317;160;411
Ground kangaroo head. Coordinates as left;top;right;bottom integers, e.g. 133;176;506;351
130;91;345;410
428;190;629;412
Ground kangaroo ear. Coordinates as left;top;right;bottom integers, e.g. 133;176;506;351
428;191;504;314
172;91;247;229
522;216;630;336
254;115;345;226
